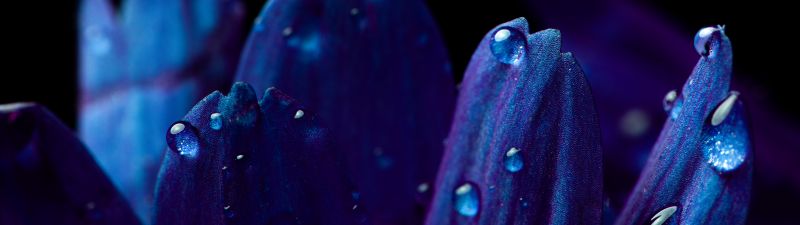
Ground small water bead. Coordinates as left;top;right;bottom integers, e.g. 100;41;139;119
166;121;199;157
490;27;526;64
650;206;678;225
504;147;523;173
294;110;304;119
236;154;244;160
453;182;480;217
210;112;223;130
282;27;293;36
417;182;430;193
662;90;677;112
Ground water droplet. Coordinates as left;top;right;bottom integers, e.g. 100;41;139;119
702;95;748;173
86;202;96;210
166;121;199;157
650;206;678;225
283;27;293;36
504;147;523;173
453;182;480;217
236;155;244;160
222;166;227;170
352;205;358;210
417;182;430;193
294;110;304;119
210;112;223;130
694;26;722;56
350;8;359;15
224;205;231;210
620;109;650;137
490;27;526;64
662;90;677;112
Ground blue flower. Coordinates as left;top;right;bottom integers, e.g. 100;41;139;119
0;0;753;225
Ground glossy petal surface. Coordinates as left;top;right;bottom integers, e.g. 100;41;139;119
425;18;602;225
0;103;140;225
154;83;363;225
78;0;245;221
615;28;752;225
235;0;456;223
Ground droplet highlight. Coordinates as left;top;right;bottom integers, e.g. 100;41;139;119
662;90;677;112
490;27;526;64
294;110;304;119
650;206;678;225
210;112;223;130
504;147;523;173
166;121;200;157
711;91;738;126
453;182;480;217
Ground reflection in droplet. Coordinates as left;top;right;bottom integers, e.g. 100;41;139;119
490;27;526;64
504;147;523;173
166;121;199;157
650;206;678;225
702;98;748;173
453;182;480;217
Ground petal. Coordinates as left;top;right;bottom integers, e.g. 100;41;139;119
615;27;751;225
425;18;603;225
78;0;245;222
154;83;364;225
234;0;456;223
0;103;140;225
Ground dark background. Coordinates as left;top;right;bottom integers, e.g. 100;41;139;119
3;0;798;224
2;0;797;128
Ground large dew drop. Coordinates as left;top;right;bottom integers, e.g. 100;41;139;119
453;182;480;217
490;27;526;64
702;97;748;173
166;121;200;157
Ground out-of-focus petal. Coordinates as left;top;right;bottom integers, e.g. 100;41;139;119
78;0;245;222
235;0;456;223
0;103;140;225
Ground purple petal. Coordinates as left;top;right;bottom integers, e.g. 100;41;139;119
78;0;245;221
154;83;364;225
615;27;751;225
0;103;140;225
425;18;602;225
234;0;456;223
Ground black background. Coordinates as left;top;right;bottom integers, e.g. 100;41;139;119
2;0;797;129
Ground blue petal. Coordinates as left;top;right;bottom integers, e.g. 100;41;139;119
78;0;245;222
154;83;364;225
235;0;456;223
615;27;752;225
425;18;603;225
0;103;141;225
